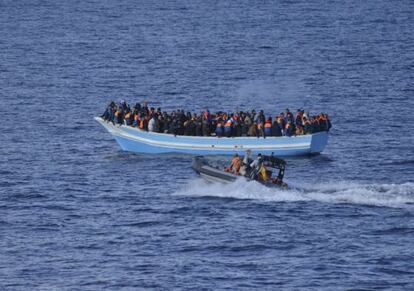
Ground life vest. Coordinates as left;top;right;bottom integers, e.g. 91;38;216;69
285;123;291;129
125;113;131;119
257;123;263;129
134;115;139;121
230;157;242;173
264;121;272;128
139;119;145;129
303;120;311;126
115;111;120;117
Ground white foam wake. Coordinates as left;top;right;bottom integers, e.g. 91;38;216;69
175;179;414;208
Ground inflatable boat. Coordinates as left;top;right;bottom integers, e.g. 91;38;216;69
95;117;329;156
191;155;288;188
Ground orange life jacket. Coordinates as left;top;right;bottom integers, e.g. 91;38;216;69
115;111;120;117
224;120;232;128
264;121;272;128
139;120;145;129
230;157;241;172
125;113;131;119
285;123;291;129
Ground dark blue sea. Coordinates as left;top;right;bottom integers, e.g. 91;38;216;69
1;0;414;289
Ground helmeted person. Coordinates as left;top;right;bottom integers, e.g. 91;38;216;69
239;150;252;176
249;153;264;180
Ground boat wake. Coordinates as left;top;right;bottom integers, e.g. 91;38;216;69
175;179;414;208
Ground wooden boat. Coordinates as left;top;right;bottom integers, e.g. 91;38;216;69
95;117;329;156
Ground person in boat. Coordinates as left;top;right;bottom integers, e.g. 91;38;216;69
271;116;282;137
124;109;133;126
101;101;331;138
258;163;271;182
285;121;294;137
233;113;242;137
264;117;272;137
224;115;233;137
255;110;265;138
249;153;263;180
183;115;196;136
325;114;332;131
102;101;116;124
303;117;312;134
201;113;211;136
114;106;124;125
227;153;242;175
148;115;158;132
295;124;304;135
241;112;251;136
239;150;253;176
215;118;224;137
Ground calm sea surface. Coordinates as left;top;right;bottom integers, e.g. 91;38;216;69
1;0;414;289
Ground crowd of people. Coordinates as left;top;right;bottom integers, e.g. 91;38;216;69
101;100;332;138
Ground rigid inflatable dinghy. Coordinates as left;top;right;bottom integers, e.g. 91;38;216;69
192;155;288;188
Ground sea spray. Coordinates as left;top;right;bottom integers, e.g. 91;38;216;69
175;179;414;208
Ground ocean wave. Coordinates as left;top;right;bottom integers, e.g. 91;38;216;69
175;179;414;208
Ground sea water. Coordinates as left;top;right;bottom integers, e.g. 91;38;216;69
1;0;413;289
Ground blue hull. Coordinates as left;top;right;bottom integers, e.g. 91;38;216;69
95;117;329;156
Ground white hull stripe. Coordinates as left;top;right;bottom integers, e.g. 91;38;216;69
96;118;312;151
111;129;310;151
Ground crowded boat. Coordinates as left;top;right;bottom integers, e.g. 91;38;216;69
101;100;332;138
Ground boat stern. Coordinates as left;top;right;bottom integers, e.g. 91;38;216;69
310;132;329;154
